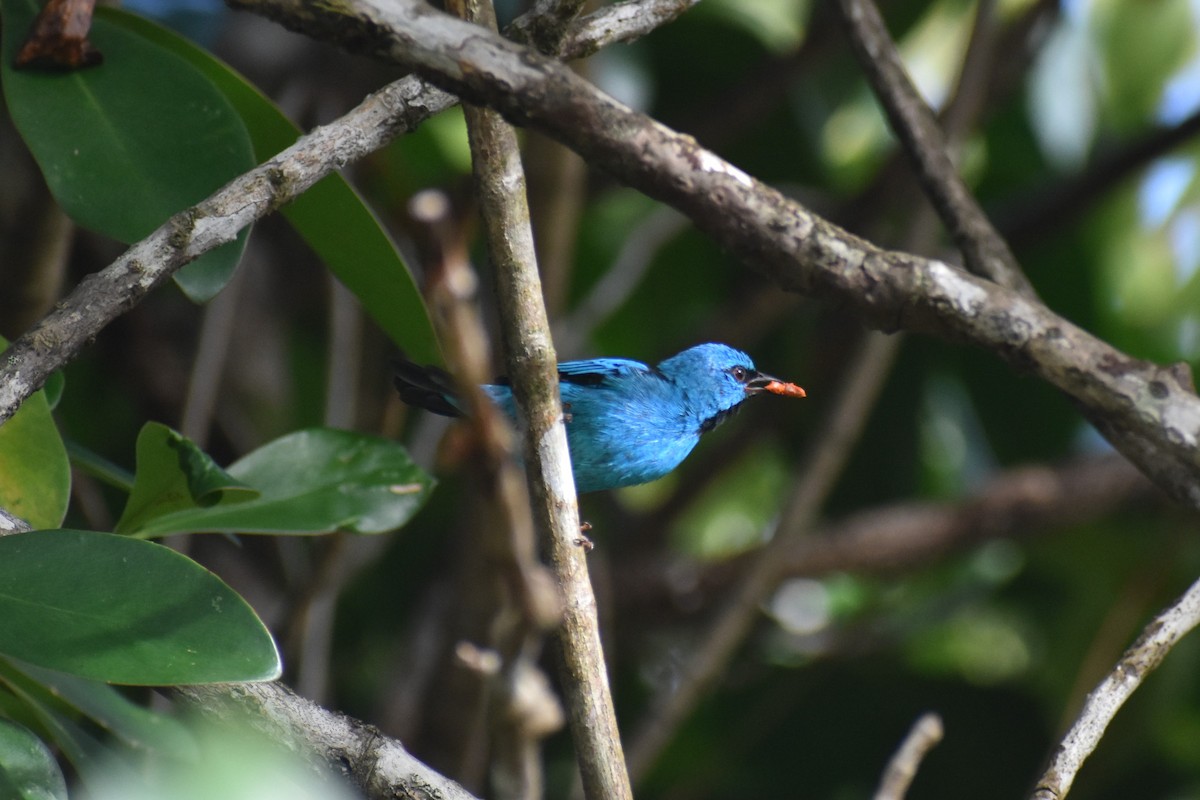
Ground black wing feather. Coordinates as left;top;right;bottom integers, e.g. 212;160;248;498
392;357;463;417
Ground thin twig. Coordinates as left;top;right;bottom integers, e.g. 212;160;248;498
836;0;1035;298
873;713;944;800
626;10;1020;770
1031;575;1200;800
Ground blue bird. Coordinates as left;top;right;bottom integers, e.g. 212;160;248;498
394;343;805;493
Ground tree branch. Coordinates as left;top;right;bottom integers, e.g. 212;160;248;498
1030;574;1200;800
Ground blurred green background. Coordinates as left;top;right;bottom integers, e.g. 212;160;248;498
6;0;1200;797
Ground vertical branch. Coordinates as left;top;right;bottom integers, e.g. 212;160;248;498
446;1;632;797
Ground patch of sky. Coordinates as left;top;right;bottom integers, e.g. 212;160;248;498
898;1;974;112
1177;314;1200;359
1027;10;1098;170
1157;0;1200;124
1139;158;1194;229
1171;207;1200;285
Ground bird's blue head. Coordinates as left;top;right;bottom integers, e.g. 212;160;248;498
657;343;805;434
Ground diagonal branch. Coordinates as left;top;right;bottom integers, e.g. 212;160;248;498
626;331;899;783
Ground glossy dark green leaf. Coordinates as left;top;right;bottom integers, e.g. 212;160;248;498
101;8;440;363
1;658;195;757
115;422;257;534
0;337;69;530
128;428;434;536
0;719;66;800
0;0;255;302
0;530;280;685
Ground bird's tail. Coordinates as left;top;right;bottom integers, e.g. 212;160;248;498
392;358;463;417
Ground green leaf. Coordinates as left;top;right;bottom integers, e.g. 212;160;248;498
0;719;67;800
0;338;69;530
127;428;434;536
0;530;280;685
0;0;256;302
101;8;440;363
115;422;257;534
1;658;196;758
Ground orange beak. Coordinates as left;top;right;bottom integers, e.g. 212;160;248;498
747;372;806;398
762;379;806;398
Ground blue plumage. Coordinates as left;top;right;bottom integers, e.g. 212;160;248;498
394;343;805;493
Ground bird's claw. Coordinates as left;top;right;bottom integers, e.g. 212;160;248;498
575;521;593;551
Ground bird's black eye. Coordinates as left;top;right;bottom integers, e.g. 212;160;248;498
730;365;749;382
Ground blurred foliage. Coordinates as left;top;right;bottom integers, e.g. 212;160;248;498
2;0;1200;797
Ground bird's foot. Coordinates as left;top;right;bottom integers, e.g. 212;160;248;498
574;521;593;551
